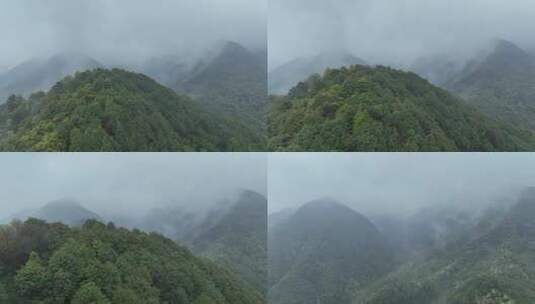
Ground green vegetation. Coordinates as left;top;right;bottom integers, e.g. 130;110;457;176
0;218;264;304
0;68;264;151
268;65;535;151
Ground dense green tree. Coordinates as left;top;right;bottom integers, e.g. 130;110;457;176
0;69;265;152
268;65;535;151
72;282;110;304
0;218;264;304
14;251;47;298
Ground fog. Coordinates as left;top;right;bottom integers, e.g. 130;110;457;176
0;153;266;220
0;0;267;68
269;0;535;69
268;153;535;217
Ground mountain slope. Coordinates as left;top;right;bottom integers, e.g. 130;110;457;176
268;199;395;304
356;189;535;304
0;68;263;151
189;190;267;295
173;41;268;135
140;190;268;295
0;218;264;303
0;53;104;103
446;39;535;131
269;52;367;95
268;64;535;151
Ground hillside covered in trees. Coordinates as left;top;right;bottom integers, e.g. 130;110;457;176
0;69;264;151
268;65;535;151
140;190;267;296
0;218;264;304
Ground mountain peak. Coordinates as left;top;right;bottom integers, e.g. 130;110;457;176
489;39;531;63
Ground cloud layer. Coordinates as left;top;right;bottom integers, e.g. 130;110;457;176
0;0;267;67
269;0;535;69
268;153;535;216
0;153;267;219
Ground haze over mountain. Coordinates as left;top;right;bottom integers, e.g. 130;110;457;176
442;39;535;131
357;188;535;304
268;154;535;304
5;199;101;226
270;0;535;70
0;53;103;103
269;52;366;94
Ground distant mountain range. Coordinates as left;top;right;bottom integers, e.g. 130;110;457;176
4;200;100;226
269;52;366;94
0;53;103;103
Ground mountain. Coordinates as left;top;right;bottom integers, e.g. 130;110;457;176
268;64;535;151
0;53;104;103
188;190;267;295
0;68;264;151
0;218;264;303
269;52;367;94
172;41;268;134
356;189;535;304
7;200;101;226
268;199;395;304
446;39;535;131
141;190;268;295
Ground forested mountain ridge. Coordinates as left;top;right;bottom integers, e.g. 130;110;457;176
268;64;535;151
445;39;535;131
354;189;535;304
0;68;264;151
269;52;367;95
0;218;264;304
268;199;396;304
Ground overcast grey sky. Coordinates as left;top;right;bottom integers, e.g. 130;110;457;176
0;153;266;219
269;0;535;69
268;153;535;216
0;0;267;67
